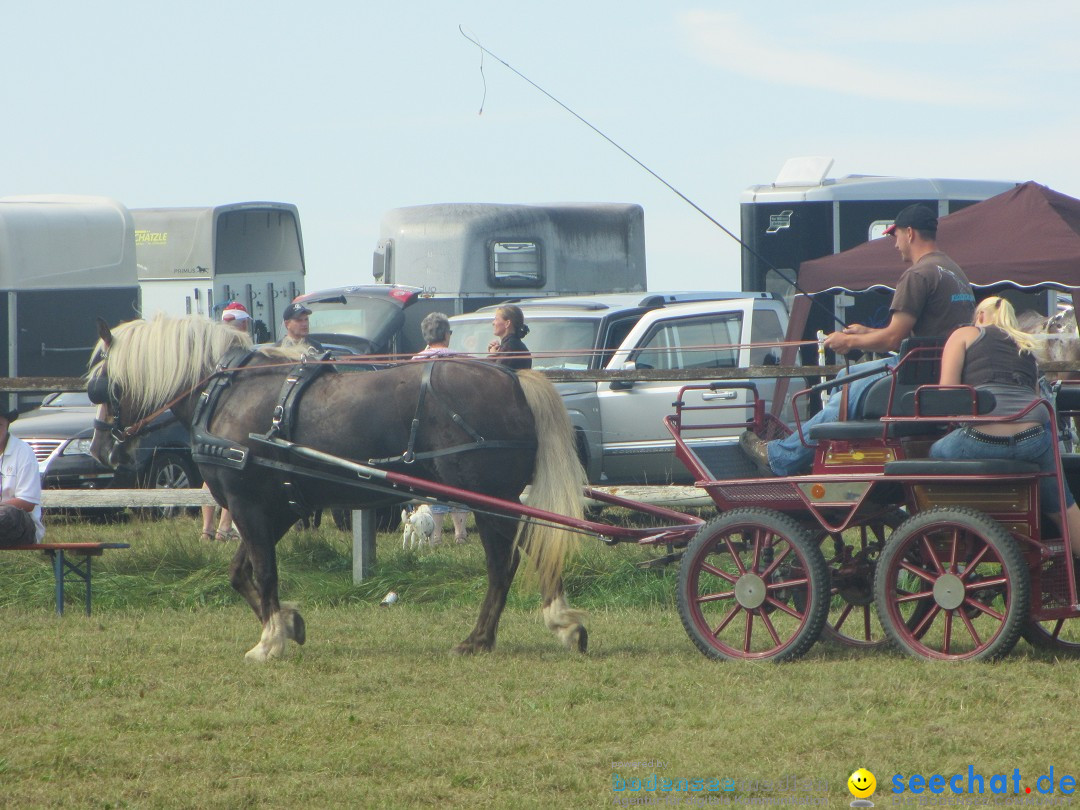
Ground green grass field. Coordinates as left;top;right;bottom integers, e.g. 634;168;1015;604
2;516;1079;809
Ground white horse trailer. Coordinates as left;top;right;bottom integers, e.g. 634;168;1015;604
133;202;306;342
0;194;139;402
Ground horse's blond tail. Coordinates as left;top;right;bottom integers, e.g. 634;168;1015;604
514;370;587;596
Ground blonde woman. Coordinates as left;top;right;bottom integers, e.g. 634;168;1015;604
930;296;1080;555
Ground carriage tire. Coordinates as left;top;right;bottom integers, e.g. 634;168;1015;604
676;508;829;662
1021;618;1080;654
141;452;199;520
873;507;1029;661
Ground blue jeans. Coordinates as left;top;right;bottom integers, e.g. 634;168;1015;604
767;357;897;476
929;425;1075;513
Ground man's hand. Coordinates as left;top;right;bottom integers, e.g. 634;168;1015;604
841;324;871;335
823;330;859;355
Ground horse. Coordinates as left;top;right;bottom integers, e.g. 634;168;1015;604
87;315;588;662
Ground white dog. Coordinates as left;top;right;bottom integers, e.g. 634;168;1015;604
401;503;436;550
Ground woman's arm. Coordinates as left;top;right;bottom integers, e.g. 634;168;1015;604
939;326;980;385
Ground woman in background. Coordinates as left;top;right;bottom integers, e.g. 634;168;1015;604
412;312;470;544
487;304;532;370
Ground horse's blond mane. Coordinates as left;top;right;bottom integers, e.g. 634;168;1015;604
87;315;255;415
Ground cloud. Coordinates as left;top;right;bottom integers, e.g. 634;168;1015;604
676;8;1039;107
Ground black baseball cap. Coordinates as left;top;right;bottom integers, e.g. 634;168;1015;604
0;407;19;424
884;204;938;235
282;302;312;321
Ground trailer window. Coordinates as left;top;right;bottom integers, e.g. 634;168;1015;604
489;241;543;287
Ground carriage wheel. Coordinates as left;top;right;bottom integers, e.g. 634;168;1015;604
873;507;1029;661
1021;618;1080;654
677;508;829;662
813;526;888;649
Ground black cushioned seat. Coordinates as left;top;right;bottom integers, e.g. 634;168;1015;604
883;459;1040;476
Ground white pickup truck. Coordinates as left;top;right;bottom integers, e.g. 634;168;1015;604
448;292;794;485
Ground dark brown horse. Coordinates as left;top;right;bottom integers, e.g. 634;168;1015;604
87;315;587;661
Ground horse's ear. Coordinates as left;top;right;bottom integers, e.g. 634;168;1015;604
96;317;113;348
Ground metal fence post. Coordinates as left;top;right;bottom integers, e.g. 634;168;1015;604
352;509;376;583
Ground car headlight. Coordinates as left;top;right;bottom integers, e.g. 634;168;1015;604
62;437;94;456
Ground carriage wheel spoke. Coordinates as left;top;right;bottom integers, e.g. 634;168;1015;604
724;536;748;575
760;544;792;579
763;595;802;620
711;604;741;637
756;607;783;645
696;588;736;604
699;560;738;584
899;559;936;583
750;528;765;570
742;610;754;651
941;609;955;653
910;599;940;638
963;596;1004;622
958;607;983;646
963;543;991;574
920;534;947;574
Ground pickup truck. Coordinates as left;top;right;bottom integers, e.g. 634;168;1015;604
448;292;794;485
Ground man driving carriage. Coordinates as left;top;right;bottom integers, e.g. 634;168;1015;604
740;203;976;476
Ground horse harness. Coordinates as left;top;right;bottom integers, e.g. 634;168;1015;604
189;352;536;485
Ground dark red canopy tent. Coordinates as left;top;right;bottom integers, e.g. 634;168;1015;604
773;182;1080;413
797;181;1080;294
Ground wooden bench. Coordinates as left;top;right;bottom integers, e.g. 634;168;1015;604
1;542;130;615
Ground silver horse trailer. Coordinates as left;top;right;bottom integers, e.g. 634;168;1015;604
0;194;139;400
133;202;306;342
372;202;647;304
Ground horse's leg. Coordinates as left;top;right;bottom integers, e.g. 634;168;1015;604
229;501;304;662
452;512;520;654
227;543;262;619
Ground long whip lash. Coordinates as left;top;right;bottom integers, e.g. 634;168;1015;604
458;25;845;331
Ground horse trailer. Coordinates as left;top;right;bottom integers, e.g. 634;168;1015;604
372;202;647;304
0;194;139;404
740;157;1018;355
133;202;306;342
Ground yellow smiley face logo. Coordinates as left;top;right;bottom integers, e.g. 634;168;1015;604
848;768;876;798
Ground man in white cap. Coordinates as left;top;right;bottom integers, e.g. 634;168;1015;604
0;405;44;545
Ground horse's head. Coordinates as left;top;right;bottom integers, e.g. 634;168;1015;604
87;319;139;469
87;314;252;469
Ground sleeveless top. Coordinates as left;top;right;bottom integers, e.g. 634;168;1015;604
962;326;1043;421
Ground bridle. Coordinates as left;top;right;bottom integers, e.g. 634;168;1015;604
88;351;207;450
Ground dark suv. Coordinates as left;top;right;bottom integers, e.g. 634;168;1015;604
10;391;201;510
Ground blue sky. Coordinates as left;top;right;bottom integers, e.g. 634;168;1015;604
3;1;1078;292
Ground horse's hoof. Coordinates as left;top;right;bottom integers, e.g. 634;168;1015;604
574;625;588;653
245;646;270;663
450;643;476;656
287;612;306;645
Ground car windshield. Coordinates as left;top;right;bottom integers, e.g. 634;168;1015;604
41;391;93;407
306;297;401;340
448;318;601;370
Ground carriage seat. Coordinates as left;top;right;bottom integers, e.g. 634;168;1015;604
883;459;1041;476
807;337;947;442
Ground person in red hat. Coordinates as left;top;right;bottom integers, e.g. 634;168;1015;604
221;302;251;335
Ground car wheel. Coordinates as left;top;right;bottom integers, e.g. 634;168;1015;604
142;452;199;519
